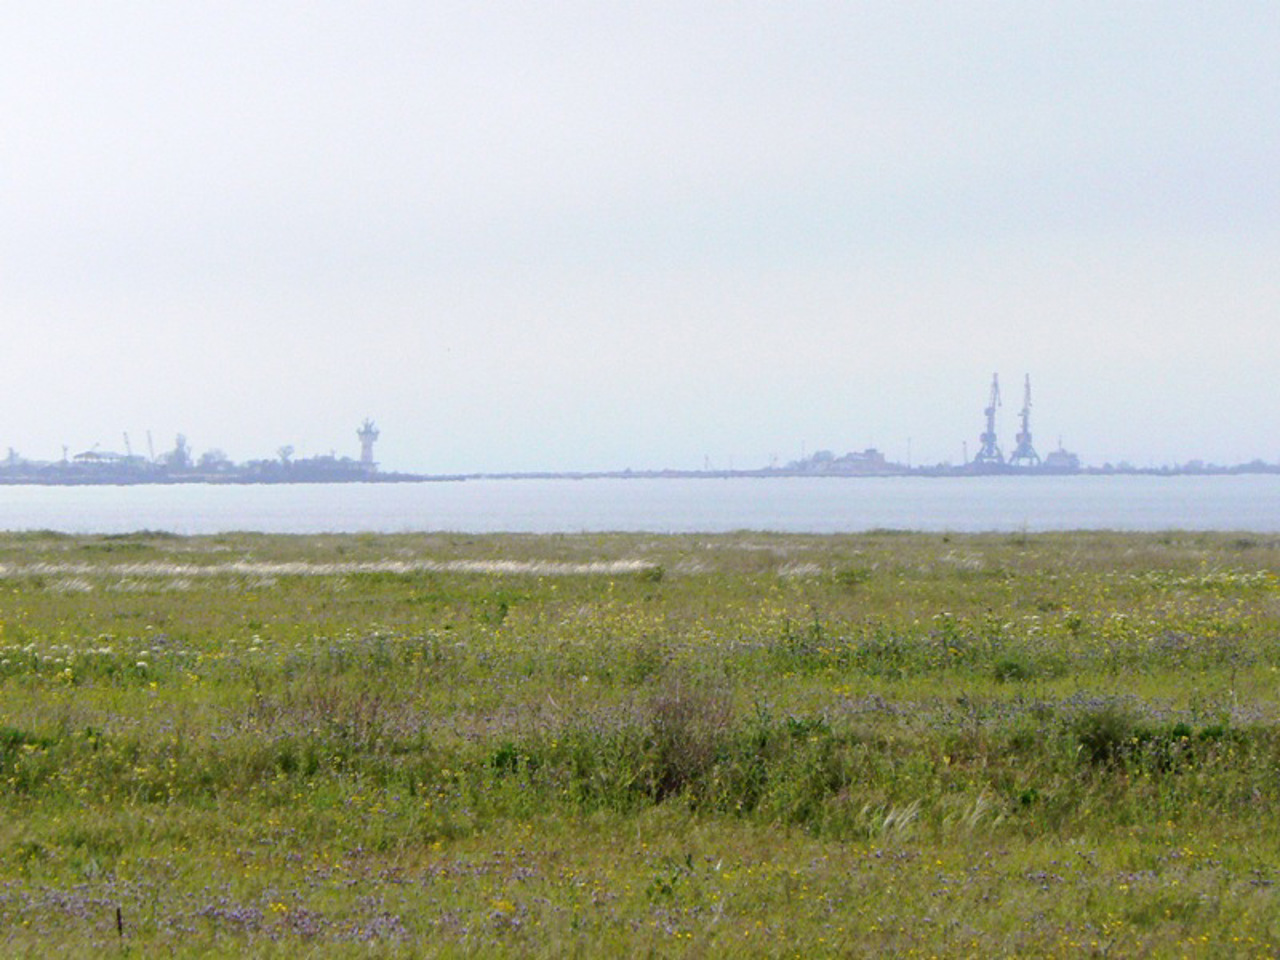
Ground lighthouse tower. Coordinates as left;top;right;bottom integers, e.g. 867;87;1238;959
357;419;379;471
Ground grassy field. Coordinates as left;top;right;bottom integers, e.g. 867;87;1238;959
1;529;1279;956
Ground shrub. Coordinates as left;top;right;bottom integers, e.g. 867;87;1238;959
1075;703;1141;766
994;652;1035;682
645;680;731;800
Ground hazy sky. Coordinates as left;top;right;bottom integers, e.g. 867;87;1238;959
3;3;1277;472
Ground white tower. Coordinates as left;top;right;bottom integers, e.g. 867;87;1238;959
357;419;379;470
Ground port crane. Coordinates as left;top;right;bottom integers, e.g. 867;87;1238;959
973;373;1004;465
1008;374;1041;467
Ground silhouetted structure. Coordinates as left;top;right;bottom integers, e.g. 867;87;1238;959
358;419;380;469
1008;374;1041;468
973;373;1004;466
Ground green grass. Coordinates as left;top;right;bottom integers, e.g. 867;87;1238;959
1;530;1279;955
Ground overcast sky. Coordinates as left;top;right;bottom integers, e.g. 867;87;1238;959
3;2;1277;472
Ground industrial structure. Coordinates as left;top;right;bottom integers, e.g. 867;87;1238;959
1008;374;1041;467
973;373;1004;466
0;422;403;484
971;374;1076;473
9;393;1276;483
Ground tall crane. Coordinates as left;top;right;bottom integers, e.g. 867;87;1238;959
973;373;1004;465
1008;374;1041;467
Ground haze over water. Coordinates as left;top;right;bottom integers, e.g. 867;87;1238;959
4;6;1278;474
1;476;1277;536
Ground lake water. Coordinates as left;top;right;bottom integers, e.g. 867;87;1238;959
0;475;1277;535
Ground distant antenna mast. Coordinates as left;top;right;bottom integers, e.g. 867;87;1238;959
123;432;133;458
973;373;1004;465
357;419;380;470
1008;374;1041;467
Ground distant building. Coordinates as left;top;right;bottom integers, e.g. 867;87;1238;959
786;447;895;475
1043;446;1081;472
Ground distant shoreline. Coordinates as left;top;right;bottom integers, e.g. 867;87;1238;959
1;464;1278;486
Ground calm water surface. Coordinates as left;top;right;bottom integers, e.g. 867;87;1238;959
0;475;1277;535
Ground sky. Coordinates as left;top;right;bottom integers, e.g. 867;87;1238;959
2;2;1277;473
